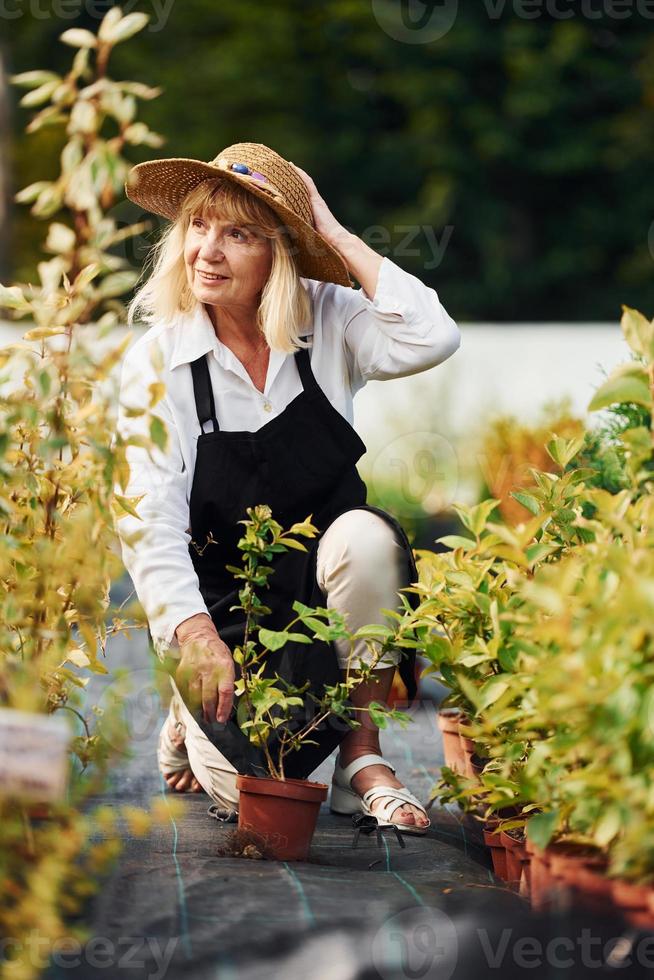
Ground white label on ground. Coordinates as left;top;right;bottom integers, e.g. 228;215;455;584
0;708;70;802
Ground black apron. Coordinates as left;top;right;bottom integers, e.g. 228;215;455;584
183;337;419;779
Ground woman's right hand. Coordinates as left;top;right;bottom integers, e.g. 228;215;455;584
174;613;235;725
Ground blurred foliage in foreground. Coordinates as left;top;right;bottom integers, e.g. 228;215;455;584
0;13;171;979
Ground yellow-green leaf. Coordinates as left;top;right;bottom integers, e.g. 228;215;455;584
23;326;69;340
112;494;143;520
15;181;52;204
149;417;167;451
526;811;559;850
103;12;149;44
478;675;510;710
594;807;622;848
621;306;654;361
437;534;476;550
60;28;98;48
11;70;60;89
0;285;30;311
63;648;91;669
588;369;652;412
148;382;166;408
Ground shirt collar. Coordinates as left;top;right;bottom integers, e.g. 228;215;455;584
169;301;314;374
169;303;221;371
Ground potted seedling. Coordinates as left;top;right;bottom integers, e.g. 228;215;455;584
218;504;413;861
425;306;654;916
414;496;549;778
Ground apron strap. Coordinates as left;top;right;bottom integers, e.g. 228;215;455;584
190;355;219;432
192;336;316;432
295;336;319;392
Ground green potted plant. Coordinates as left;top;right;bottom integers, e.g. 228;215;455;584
421;305;653;916
413;494;554;779
208;503;414;861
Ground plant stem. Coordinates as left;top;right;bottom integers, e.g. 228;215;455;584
55;704;91;740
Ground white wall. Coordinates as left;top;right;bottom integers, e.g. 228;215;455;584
1;319;631;509
356;322;629;440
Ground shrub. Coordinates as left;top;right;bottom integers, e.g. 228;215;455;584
424;306;654;882
0;11;168;978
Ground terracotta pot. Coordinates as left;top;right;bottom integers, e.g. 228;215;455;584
26;803;54;820
612;879;653;911
525;837;557;912
525;837;552;911
501;829;531;897
574;867;613;897
468;752;489;781
547;843;606;882
612;880;654;928
236;774;327;862
460;737;477;778
483;826;508;881
626;908;654;930
437;708;468;775
546;843;610;914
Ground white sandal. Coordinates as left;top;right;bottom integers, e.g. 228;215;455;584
330;753;431;836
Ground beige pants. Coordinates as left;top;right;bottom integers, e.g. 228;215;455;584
157;508;410;808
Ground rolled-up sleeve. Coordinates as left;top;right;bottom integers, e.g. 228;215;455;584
341;256;461;388
114;340;209;659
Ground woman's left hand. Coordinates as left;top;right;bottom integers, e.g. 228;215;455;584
290;162;352;255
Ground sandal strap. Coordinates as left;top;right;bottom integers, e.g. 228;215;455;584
361;785;430;823
336;753;396;786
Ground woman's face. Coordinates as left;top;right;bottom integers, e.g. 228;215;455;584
184;209;273;315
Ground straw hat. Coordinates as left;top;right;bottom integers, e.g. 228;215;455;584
125;141;353;287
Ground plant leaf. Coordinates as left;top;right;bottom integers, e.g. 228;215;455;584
588;368;652;412
60;28;98;48
526;810;559;850
621;305;654;361
437;534;475;550
258;628;289;651
510;490;540;515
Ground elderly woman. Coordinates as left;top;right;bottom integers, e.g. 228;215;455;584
117;142;460;835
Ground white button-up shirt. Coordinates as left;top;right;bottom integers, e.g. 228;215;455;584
115;255;461;658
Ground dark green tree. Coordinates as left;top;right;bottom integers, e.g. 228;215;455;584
6;1;654;320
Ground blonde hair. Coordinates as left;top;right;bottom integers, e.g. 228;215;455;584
128;177;313;353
